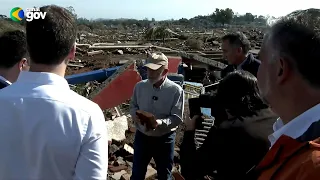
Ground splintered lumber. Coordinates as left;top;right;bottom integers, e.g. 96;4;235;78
76;43;91;48
88;45;179;52
152;46;180;52
89;45;151;49
196;51;207;55
87;50;104;56
92;43;115;46
67;63;84;68
179;51;227;70
92;42;140;46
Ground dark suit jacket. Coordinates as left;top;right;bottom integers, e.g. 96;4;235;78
221;53;261;78
180;108;277;180
0;79;9;89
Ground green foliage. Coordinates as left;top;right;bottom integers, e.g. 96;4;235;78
213;8;234;25
144;26;172;43
63;6;269;31
66;6;77;20
0;6;274;34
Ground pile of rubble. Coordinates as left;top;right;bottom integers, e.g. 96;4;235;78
67;27;265;75
67;27;266;180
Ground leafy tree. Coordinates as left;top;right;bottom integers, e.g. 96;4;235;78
244;13;255;23
66;6;77;19
214;8;234;25
144;26;172;43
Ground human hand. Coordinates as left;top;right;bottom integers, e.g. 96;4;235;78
136;110;158;130
132;115;141;124
184;115;200;131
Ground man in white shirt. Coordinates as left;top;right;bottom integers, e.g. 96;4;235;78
0;30;29;88
0;5;108;180
257;18;320;146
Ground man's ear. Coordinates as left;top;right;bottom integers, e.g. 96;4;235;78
277;58;290;84
66;43;76;64
162;68;169;75
19;58;28;71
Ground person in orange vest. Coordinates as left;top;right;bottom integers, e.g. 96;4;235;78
255;16;320;179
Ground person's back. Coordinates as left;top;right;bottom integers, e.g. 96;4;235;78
0;5;108;180
0;73;106;179
181;71;277;180
214;108;275;179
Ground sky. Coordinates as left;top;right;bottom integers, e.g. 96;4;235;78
0;0;319;20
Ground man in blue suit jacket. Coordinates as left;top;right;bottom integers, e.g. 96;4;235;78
0;30;28;89
220;32;261;78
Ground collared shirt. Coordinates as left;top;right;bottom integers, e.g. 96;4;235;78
0;71;108;180
237;54;249;70
130;77;184;136
268;103;320;146
0;75;11;85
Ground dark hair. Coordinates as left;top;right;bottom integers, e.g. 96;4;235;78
26;5;77;65
268;17;320;87
216;70;268;118
0;30;27;68
222;32;251;54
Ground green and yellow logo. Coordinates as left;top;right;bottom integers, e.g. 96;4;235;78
10;7;25;22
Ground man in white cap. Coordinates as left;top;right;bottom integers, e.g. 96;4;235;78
130;52;184;180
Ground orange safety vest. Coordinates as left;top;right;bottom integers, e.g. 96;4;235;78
256;135;320;180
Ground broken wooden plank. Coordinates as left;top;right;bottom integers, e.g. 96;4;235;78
179;51;227;70
114;106;122;117
87;50;104;56
89;45;151;49
67;63;84;68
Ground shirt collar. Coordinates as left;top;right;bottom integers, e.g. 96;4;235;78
237;54;251;70
16;71;70;89
149;76;168;90
268;103;320;146
0;75;11;85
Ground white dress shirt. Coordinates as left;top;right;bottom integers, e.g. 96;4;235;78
0;71;108;180
268;103;320;146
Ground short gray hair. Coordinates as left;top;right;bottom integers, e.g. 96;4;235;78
267;17;320;87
